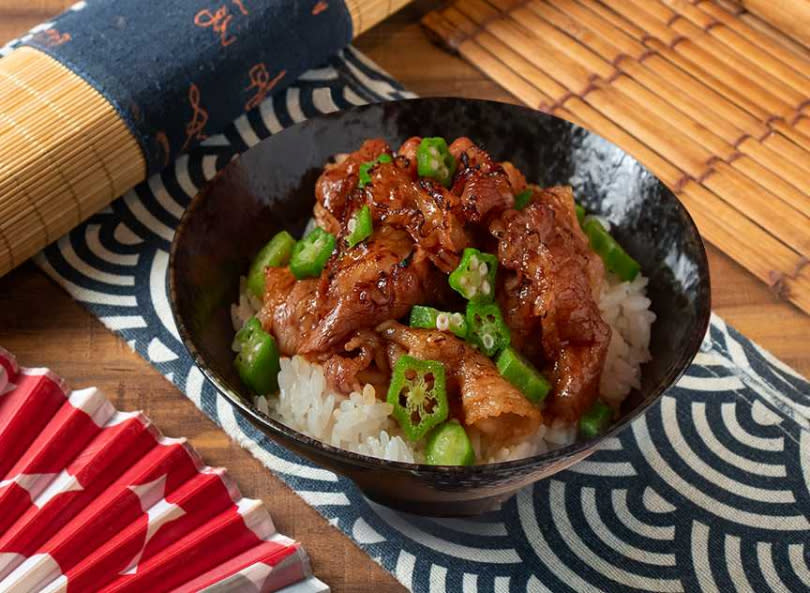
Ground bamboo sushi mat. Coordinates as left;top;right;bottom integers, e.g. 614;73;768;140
423;0;810;315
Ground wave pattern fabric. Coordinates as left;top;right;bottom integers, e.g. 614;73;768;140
25;47;810;592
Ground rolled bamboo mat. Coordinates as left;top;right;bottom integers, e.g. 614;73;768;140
423;0;810;315
0;0;412;279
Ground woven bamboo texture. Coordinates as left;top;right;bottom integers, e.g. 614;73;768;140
0;47;144;277
423;0;810;315
0;0;412;278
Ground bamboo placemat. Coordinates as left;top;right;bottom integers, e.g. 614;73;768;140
423;0;810;315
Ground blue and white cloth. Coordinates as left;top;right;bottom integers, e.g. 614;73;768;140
25;46;810;592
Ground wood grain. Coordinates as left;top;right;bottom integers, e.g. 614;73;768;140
0;2;808;591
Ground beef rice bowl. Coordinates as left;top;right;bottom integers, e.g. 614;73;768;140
230;136;656;466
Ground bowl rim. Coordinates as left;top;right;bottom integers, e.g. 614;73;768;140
168;96;711;476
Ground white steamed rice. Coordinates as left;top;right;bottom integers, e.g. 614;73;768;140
232;270;655;464
273;356;417;462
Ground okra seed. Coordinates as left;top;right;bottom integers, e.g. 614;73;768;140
482;334;495;350
436;313;450;331
362;384;375;404
347;218;357;233
430;158;440;170
469;255;479;267
468;285;477;297
482;280;491;295
479;262;488;274
451;313;464;327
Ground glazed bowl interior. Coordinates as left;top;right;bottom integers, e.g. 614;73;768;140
169;98;710;500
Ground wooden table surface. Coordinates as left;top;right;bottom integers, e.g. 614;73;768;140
1;2;808;591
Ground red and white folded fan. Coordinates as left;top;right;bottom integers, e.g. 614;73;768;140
0;347;329;593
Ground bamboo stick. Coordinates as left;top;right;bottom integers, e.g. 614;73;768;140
421;2;810;313
575;0;771;121
693;0;810;75
635;0;805;105
558;0;763;134
658;0;810;99
516;2;736;160
766;123;810;154
608;0;800;119
735;0;810;48
536;0;743;140
769;122;810;153
345;0;412;35
557;0;810;160
422;9;471;53
574;0;810;149
429;8;693;180
723;1;810;60
796;117;810;137
479;20;707;175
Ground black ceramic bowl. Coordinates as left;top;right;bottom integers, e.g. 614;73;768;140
169;98;710;516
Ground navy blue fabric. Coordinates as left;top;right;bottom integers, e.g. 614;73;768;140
24;0;352;173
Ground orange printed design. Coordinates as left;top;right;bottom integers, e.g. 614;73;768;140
182;83;209;151
155;131;171;166
33;28;71;47
232;0;248;15
194;6;236;47
194;1;249;47
244;64;286;112
312;1;328;15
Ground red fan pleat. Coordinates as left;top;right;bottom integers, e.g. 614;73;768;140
0;346;328;593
